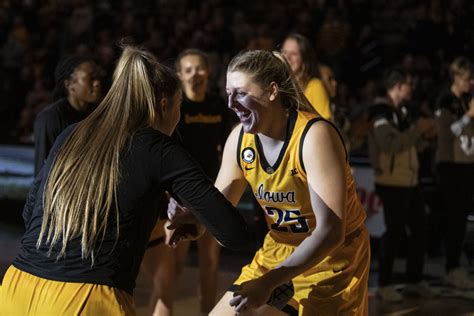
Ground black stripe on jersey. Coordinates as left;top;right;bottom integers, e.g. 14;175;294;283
236;126;244;170
299;118;348;174
255;109;297;174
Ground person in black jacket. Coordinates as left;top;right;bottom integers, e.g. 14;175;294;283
435;57;474;289
0;46;251;315
142;49;233;316
33;55;101;176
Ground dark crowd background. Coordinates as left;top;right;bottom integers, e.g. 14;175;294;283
0;0;473;151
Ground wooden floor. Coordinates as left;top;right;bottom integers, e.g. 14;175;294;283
2;215;474;315
132;259;474;316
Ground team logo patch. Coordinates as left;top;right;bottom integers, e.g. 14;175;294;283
290;168;298;176
242;147;255;163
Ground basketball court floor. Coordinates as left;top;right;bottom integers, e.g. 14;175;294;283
1;146;474;315
2;217;474;316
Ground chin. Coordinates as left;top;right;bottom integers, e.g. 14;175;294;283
242;123;257;134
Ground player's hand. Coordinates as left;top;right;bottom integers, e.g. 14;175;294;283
167;195;186;221
230;278;273;314
165;197;205;247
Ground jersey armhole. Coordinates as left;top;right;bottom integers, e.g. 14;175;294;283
299;118;348;174
236;127;244;170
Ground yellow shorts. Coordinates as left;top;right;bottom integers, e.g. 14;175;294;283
233;227;370;316
0;266;135;315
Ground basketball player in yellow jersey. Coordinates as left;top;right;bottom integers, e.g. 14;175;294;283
206;50;370;315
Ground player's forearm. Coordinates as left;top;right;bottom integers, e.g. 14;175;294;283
261;221;344;288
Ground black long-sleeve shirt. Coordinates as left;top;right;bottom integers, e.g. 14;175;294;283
33;98;89;176
14;125;250;295
175;93;234;180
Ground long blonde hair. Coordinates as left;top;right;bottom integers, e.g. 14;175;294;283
38;46;180;263
227;50;317;115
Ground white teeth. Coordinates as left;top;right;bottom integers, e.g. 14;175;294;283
237;112;250;120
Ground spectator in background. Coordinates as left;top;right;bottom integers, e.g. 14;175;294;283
33;55;101;176
435;57;474;289
174;49;232;315
368;68;436;302
281;33;332;120
142;49;232;316
319;63;337;100
319;63;351;151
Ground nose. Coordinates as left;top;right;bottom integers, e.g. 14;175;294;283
227;95;233;109
190;68;198;78
93;79;101;90
227;94;237;110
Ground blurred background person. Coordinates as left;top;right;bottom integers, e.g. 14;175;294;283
368;68;436;302
319;62;352;152
33;55;101;176
435;56;474;289
173;48;233;315
282;33;332;120
143;48;232;316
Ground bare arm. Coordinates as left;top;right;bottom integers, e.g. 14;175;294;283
214;124;248;206
260;121;347;287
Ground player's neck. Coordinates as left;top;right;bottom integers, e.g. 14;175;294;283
185;89;206;102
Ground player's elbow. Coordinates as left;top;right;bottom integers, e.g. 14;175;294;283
320;218;345;249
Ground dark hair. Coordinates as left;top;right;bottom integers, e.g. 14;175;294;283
383;68;410;91
461;92;473;106
175;48;209;72
283;33;320;81
53;55;94;100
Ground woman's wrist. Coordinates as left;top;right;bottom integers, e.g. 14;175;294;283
261;266;292;290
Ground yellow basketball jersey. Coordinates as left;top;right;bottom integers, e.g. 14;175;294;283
238;110;366;246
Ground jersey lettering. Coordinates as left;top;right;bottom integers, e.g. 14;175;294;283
264;206;310;233
255;184;296;204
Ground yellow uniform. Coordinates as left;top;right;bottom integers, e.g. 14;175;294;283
304;78;332;120
234;110;370;315
0;266;135;315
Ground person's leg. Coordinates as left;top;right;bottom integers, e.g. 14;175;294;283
197;231;221;314
141;242;177;316
376;185;407;287
173;240;192;276
439;164;469;272
405;186;427;284
210;234;293;315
